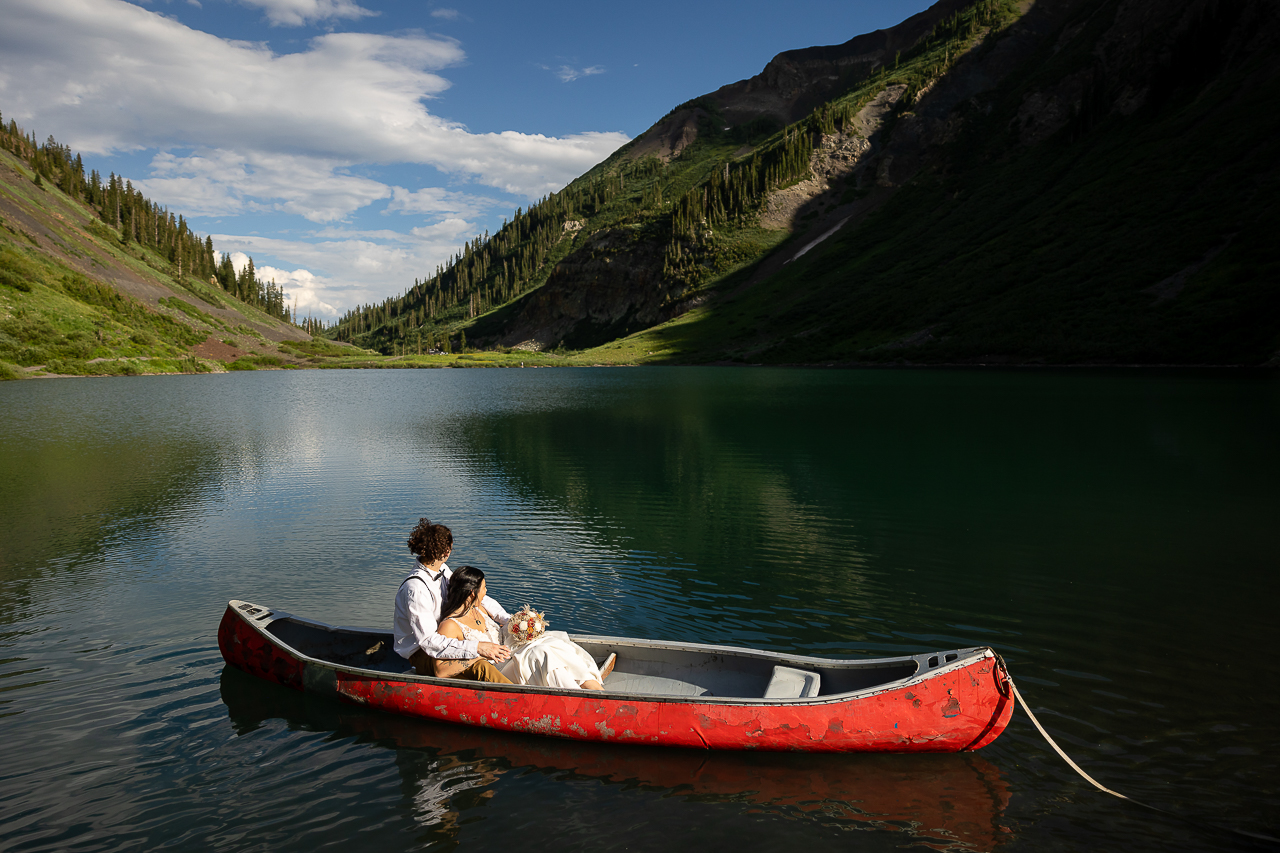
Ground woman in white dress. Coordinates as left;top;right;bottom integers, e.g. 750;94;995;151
434;566;604;690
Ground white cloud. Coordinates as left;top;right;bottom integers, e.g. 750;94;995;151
213;220;480;318
257;266;337;316
236;0;377;26
385;186;495;218
0;0;627;200
430;7;460;20
224;252;334;316
0;0;630;314
139;150;392;223
554;65;605;83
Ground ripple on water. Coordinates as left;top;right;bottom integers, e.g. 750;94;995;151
1;368;1277;851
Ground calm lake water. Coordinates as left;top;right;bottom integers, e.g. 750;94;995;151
1;367;1277;852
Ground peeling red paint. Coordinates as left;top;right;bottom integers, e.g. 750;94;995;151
219;604;1015;753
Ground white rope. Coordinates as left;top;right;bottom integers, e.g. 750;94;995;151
1009;676;1280;845
1010;679;1129;800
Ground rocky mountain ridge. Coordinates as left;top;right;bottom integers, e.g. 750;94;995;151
338;0;1279;366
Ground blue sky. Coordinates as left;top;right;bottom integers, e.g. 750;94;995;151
0;0;933;318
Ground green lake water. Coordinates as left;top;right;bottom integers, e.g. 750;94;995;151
1;367;1277;851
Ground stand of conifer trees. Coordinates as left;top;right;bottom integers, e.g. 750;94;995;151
0;112;296;325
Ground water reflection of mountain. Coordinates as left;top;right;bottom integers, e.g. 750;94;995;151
447;374;883;603
0;430;223;626
220;666;1012;851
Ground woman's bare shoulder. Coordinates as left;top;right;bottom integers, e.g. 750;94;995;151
436;617;464;639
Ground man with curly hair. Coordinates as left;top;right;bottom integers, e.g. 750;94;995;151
394;518;513;682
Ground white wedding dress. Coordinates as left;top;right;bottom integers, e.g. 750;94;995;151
449;611;602;690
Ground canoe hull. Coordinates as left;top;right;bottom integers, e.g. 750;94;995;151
218;602;1013;753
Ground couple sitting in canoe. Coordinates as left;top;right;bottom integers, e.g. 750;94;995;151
392;518;609;689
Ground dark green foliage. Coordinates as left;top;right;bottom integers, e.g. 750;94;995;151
657;40;1280;366
0;248;36;292
278;338;357;358
0;119;219;280
209;252;292;321
61;278;205;348
223;354;283;370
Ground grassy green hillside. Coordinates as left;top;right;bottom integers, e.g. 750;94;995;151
0;142;364;378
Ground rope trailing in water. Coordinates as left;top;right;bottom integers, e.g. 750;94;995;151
1009;677;1280;845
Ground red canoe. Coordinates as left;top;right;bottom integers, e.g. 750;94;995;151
218;599;1015;752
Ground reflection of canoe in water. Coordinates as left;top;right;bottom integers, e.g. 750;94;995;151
219;599;1015;753
220;666;1014;851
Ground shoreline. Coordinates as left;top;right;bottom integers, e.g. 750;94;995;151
7;359;1276;380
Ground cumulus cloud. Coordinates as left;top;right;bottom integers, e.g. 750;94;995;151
224;252;334;316
257;266;337;316
554;65;606;83
385;186;495;218
0;0;628;202
237;0;377;26
139;150;393;222
0;0;630;314
214;220;480;318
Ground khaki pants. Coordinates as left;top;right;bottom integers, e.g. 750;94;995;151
410;649;512;684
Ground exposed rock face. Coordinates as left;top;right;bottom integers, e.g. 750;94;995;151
624;0;970;161
483;0;1280;356
704;0;974;126
492;229;672;351
760;131;874;229
625;108;706;162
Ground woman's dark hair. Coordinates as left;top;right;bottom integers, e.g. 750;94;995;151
440;566;485;619
407;518;452;562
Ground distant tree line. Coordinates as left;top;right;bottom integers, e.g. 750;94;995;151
0;111;297;325
332;165;646;346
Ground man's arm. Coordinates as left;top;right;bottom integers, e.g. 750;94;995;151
420;629;478;660
404;582;478;660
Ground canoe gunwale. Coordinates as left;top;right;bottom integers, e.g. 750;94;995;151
219;599;1016;751
223;599;994;707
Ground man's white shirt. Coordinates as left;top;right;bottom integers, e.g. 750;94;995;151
393;562;511;660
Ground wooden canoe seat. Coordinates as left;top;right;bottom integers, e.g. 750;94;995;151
763;665;821;698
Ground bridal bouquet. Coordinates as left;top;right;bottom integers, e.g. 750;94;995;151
505;605;548;645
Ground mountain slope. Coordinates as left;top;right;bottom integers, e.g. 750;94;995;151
609;0;1280;365
333;0;1279;367
0;138;322;378
333;0;1020;354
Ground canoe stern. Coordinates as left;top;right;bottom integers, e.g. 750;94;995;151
218;602;304;691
